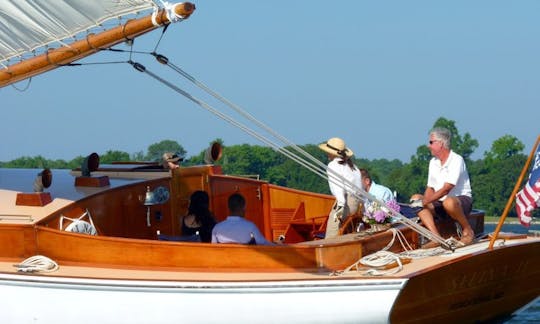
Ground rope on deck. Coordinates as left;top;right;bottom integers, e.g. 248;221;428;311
333;230;510;277
333;228;451;276
14;255;59;273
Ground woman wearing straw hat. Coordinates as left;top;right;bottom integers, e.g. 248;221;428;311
318;137;362;239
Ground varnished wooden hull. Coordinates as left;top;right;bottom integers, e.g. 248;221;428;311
391;240;540;323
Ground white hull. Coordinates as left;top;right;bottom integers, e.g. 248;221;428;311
0;273;406;323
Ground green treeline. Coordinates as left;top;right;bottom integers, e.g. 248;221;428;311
1;118;536;219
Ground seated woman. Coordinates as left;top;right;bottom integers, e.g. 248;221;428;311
180;190;217;243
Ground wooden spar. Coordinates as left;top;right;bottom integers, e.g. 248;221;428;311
488;135;540;250
0;2;195;88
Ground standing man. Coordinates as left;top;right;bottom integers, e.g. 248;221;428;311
415;127;475;245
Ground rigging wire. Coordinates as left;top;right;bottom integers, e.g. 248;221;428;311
127;60;329;180
10;77;32;92
152;54;367;197
146;53;453;249
151;53;328;172
58;34;452;249
64;25;451;249
153;25;169;53
63;60;129;66
127;58;452;249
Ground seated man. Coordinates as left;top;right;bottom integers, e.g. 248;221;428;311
413;127;475;246
211;193;274;245
360;168;394;202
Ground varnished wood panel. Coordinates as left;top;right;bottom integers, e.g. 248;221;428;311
35;226;322;270
0;224;36;258
209;175;265;228
34;223;421;271
390;241;540;323
39;179;171;240
268;184;334;220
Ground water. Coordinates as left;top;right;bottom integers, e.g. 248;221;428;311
484;223;540;322
503;297;540;323
485;223;539;235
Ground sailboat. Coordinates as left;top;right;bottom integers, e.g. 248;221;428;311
0;1;539;323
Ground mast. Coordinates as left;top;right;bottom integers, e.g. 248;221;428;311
0;2;195;88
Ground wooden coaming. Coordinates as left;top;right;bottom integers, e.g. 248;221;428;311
0;165;337;263
0;224;36;258
32;225;374;271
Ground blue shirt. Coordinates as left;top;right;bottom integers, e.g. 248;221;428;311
369;181;394;202
211;216;273;245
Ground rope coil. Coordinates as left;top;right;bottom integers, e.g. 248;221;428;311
14;255;59;273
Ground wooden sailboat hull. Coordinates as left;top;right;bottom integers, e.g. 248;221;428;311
390;240;540;323
0;239;537;323
0;167;538;323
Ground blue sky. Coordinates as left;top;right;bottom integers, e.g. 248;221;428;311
1;1;538;163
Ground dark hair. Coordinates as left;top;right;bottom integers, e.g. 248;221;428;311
359;168;370;180
359;168;372;185
228;193;246;214
337;155;356;170
188;190;215;227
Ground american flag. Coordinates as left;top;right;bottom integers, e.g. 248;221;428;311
515;145;540;227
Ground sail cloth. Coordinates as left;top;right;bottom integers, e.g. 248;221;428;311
515;144;540;227
0;0;155;65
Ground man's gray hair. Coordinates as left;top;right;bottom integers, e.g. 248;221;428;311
430;127;451;149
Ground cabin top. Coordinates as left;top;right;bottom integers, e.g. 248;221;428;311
0;167;155;225
0;189;73;225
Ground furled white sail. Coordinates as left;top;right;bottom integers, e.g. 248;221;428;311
0;0;155;65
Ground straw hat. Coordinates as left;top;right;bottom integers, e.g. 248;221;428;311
318;137;354;157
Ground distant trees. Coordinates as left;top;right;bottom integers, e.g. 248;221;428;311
146;140;186;162
100;150;130;164
469;135;526;216
0;120;537;219
1;155;76;169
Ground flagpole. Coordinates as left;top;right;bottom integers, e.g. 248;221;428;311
488;135;540;250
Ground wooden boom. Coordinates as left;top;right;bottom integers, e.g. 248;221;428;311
0;2;195;88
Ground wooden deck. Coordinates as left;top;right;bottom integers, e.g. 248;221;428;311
0;236;537;282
